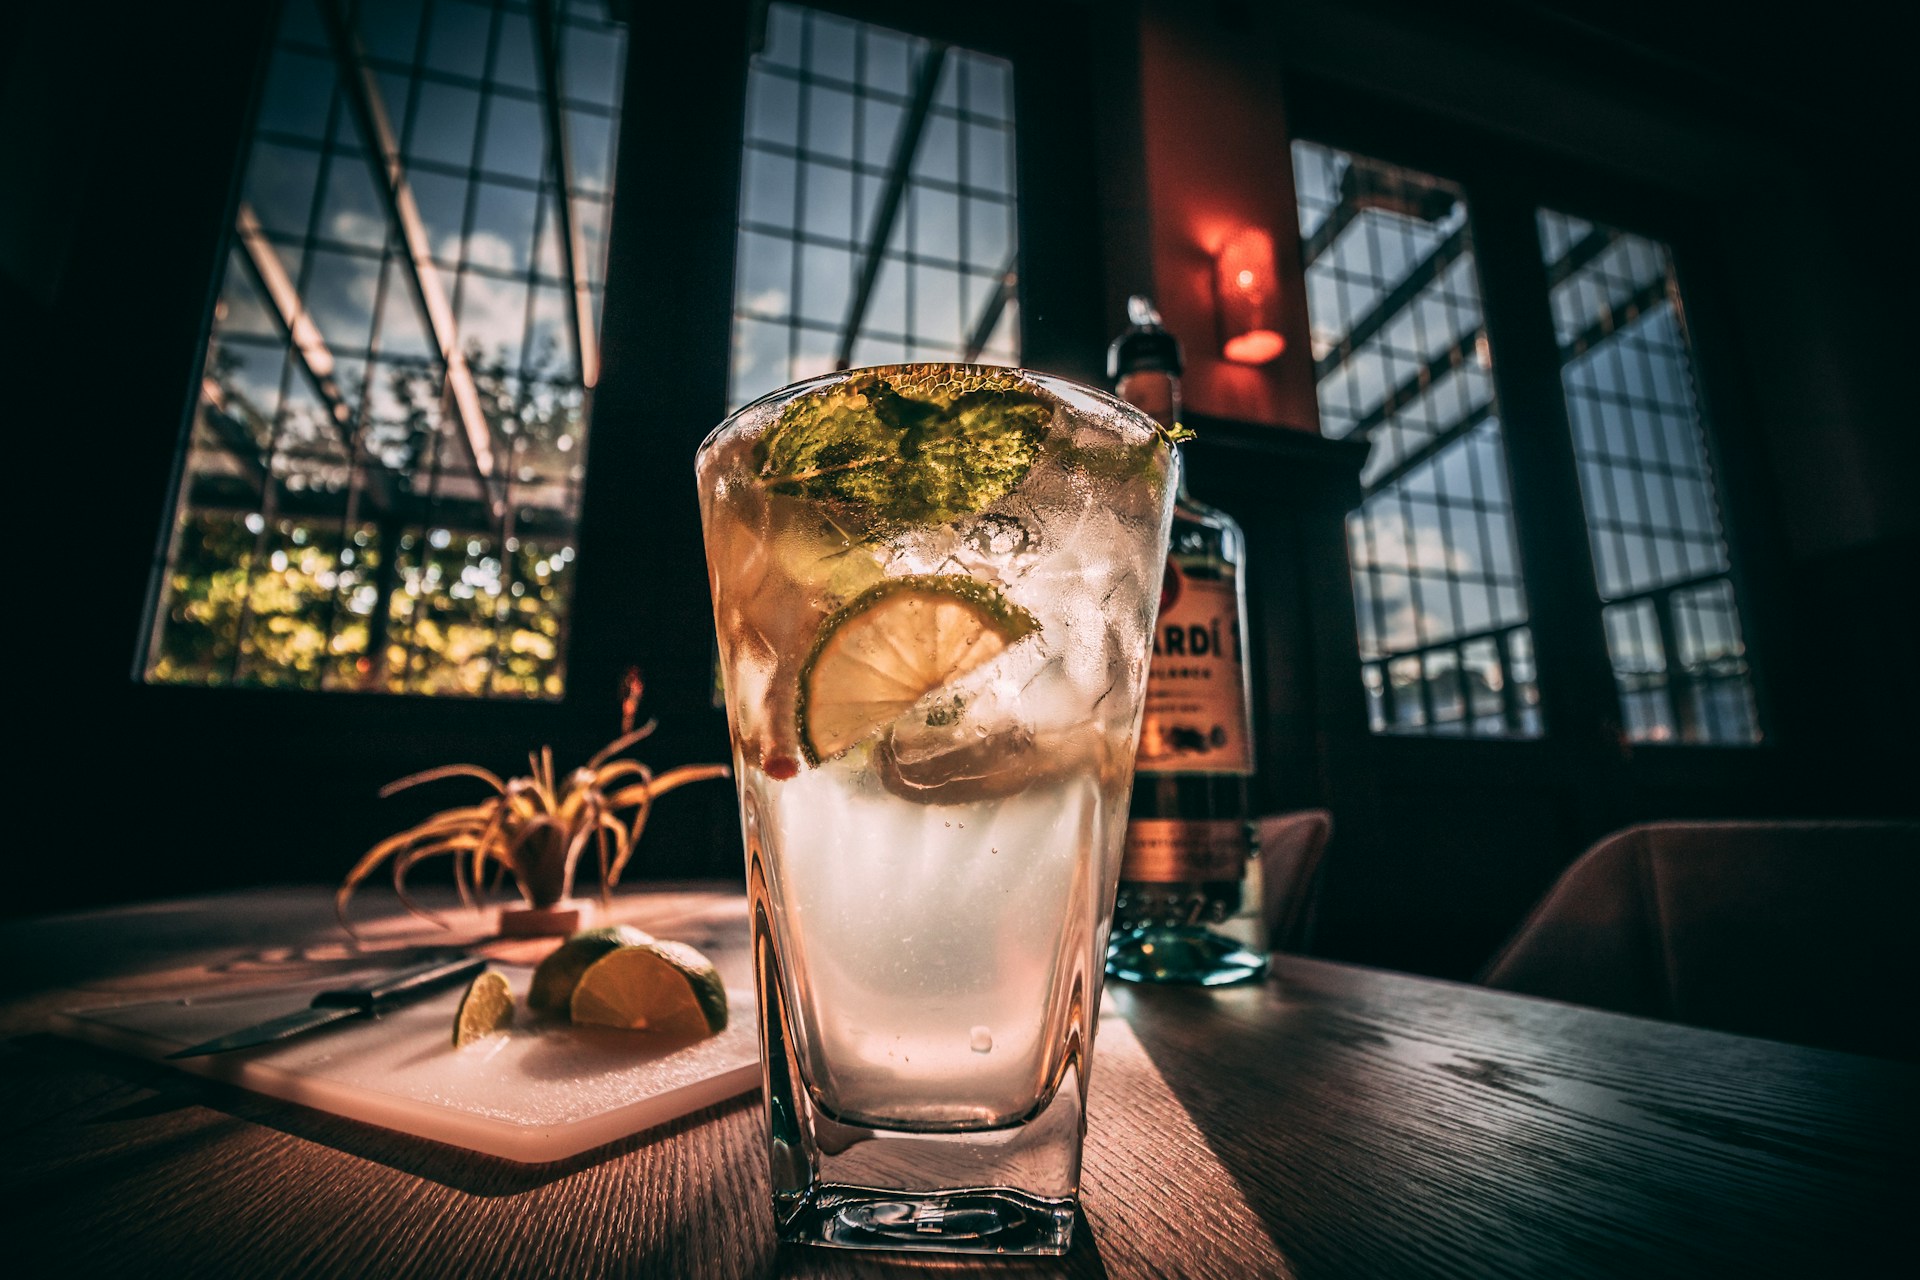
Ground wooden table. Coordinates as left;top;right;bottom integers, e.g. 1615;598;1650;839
1;885;1909;1277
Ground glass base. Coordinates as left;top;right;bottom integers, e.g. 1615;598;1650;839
784;1186;1075;1255
1106;923;1268;985
753;884;1090;1257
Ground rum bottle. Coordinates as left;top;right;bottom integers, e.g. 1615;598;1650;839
1107;297;1265;984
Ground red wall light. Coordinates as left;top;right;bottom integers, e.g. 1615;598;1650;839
1215;227;1286;365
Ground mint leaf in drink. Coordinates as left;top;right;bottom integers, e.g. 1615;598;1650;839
756;366;1052;523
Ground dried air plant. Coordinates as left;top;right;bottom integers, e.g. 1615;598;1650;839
336;688;730;935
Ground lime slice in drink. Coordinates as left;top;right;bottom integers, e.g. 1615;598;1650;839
796;574;1040;765
570;940;729;1038
452;970;515;1046
528;924;656;1014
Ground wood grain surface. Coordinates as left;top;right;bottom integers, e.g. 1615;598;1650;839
2;887;1911;1278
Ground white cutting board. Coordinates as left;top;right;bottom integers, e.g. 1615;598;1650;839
52;953;762;1164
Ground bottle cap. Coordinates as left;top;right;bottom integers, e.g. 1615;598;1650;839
1107;294;1183;380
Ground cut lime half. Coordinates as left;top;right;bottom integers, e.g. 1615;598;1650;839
452;970;515;1046
528;924;656;1014
570;941;729;1038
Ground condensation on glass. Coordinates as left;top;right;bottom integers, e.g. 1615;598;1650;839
728;2;1020;410
1539;210;1760;744
144;0;627;697
1292;141;1540;738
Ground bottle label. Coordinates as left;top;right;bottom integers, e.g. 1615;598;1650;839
1136;562;1252;774
1121;819;1249;882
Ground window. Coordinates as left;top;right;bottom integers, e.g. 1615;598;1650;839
144;0;627;697
728;2;1020;410
1541;211;1759;743
1292;141;1541;737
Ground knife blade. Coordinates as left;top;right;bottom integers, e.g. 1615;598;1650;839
166;953;487;1059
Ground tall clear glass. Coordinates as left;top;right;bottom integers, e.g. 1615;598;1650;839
696;365;1179;1255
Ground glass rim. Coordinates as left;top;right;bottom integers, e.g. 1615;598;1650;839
698;362;1166;458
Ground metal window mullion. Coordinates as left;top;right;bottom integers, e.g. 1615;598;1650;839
439;0;509;696
1359;505;1398;727
744;136;1005;203
1301;196;1360;269
837;41;948;368
320;195;407;686
321;0;501;511
1493;626;1522;734
1397;489;1440;728
1632;303;1698;584
955;57;970;343
1604;333;1665;597
1364;510;1392;669
961;256;1018;361
532;0;597;389
388;0;438;694
1379;618;1536;666
1543;225;1617;290
1364;393;1494;496
1405;268;1472;693
785;16;813;385
1317;222;1467;383
1582;371;1637;602
466;0;525;695
1346;326;1481;441
232;214;360;457
1691;588;1731;742
1652;585;1696;742
1470;187;1626;752
1376;658;1400;730
1559;273;1669;365
1462;414;1513;736
848;22;868;361
228;62;360;687
498;124;571;693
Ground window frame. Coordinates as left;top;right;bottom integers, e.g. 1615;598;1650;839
137;0;630;703
1283;74;1781;771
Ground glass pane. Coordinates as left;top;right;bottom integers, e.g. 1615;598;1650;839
1540;208;1759;745
1293;140;1538;739
727;3;1021;409
145;0;631;699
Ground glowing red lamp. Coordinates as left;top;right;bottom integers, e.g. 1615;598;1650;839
1215;227;1286;365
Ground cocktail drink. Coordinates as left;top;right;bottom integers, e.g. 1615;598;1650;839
696;365;1178;1254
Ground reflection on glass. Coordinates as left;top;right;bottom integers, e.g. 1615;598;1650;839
146;0;627;699
727;3;1020;409
1293;140;1540;738
1540;209;1759;744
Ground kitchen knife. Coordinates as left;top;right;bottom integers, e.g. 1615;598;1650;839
165;953;487;1059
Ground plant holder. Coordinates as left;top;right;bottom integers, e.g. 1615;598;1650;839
497;898;597;937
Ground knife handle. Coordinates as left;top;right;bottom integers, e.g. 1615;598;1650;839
311;955;487;1012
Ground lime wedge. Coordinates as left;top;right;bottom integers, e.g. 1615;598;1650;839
755;366;1053;523
528;924;656;1014
570;941;729;1038
796;574;1040;765
452;970;515;1046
